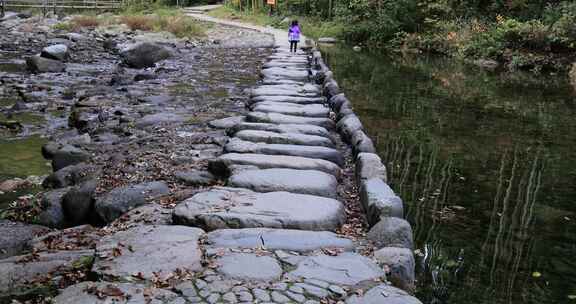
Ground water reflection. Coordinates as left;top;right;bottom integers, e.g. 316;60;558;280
322;47;576;304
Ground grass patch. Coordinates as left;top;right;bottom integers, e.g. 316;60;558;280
120;15;155;31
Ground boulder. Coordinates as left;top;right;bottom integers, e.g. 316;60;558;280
94;225;204;280
351;130;376;155
38;188;70;228
207;228;354;252
173;187;345;231
53;281;182;304
41;44;69;61
228;168;338;198
42;163;99;189
345;284;422;304
356;153;387;184
119;42;172;68
367;217;414;249
94;181;170;223
62;179;97;225
174;170;216;186
0;220;48;259
360;178;403;226
247;112;335;130
374;247;415;291
51;145;91;171
234;129;334;147
208;153;341;178
329;94;351;112
26;55;65;73
336;114;364;143
324;80;340;98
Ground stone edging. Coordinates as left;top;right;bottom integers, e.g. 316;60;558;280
311;48;418;293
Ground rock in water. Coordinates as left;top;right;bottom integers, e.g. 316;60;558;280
119;42;172;68
41;44;69;61
26;55;65;73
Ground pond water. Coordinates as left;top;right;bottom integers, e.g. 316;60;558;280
321;46;576;304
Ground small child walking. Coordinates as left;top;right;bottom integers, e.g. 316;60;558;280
288;20;301;53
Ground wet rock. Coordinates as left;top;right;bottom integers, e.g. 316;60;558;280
216;253;283;281
51;145;91;171
0;220;48;259
207;228;353;252
356;153;387;184
94;181;170;223
26;55;65;73
62;179;97;225
367;217;414;249
94;225;204;280
174;170;216;186
54;281;182;304
120;42;172;68
209;153;341;177
173;187;345;231
247;112;335;130
41;44;69;61
209;115;246;129
345;284;422;304
251;101;330;117
230;122;330;137
288;253;385;286
228;168;338;198
0;250;94;295
234;130;334;147
360;178;403;226
43;163;100;189
374;247;415;291
38;188;70;228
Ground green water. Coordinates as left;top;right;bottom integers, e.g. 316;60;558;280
322;47;576;304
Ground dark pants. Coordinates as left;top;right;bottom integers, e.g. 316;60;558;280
290;40;298;52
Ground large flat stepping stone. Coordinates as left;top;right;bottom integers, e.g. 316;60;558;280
251;95;326;105
94;225;204;280
209;153;341;177
54;282;181;304
235;130;334;147
346;284;423;304
251;102;330;117
287;253;385;286
225;139;344;166
263;61;309;68
252;87;319;97
255;83;320;93
173;187;345;231
262;78;306;85
216;253;283;281
262;67;309;80
228;168;338;198
247;112;335;130
230;122;331;137
207;228;354;252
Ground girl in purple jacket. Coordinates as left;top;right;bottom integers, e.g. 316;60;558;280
288;20;301;53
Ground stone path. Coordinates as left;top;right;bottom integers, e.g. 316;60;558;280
41;9;423;304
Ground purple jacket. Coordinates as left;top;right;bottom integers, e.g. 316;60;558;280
288;25;301;41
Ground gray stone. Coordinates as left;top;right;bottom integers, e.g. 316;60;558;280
120;42;172;68
374;247;415;291
250;95;326;105
367;217;414;249
206;293;221;303
328;94;350;112
62;179;97;225
289;285;305;294
230;122;330;137
41;44;69;61
222;292;238;303
94;181;169;222
262;67;309;81
356;153;387;184
94;225;204;280
38;188;70;228
0;250;94;294
288;253;385;286
175;170;216;186
271;291;291;303
173;187;345;231
318;37;338;43
43;162;99;189
26;55;65;73
286;291;307;302
351;130;376;155
251;84;320;97
51;145;91;171
360;178;403;226
304;278;330;289
209;153;341;177
247;112;334;130
0;220;48;259
237;291;254;302
251;102;330;118
328;285;347;297
216;253;282;281
54;281;182;304
120;203;174;226
336;114;363;143
345;284;422;304
294;283;329;299
324;80;340;98
137;113;185;127
137;95;173;104
207;228;353;252
253;288;271;302
209;116;245;129
234;130;334;147
228;168;338;198
225;139;343;166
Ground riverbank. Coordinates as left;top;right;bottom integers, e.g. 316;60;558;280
0;9;421;304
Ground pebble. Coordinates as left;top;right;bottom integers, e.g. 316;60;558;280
271;291;291;303
254;288;272;302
